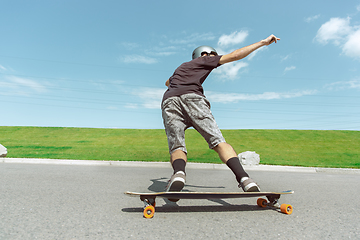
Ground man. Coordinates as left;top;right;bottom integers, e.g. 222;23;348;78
162;34;280;195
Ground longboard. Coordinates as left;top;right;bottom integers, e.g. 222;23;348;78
125;190;294;218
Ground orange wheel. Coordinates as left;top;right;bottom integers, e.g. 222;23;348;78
280;204;293;215
257;198;268;208
143;205;155;219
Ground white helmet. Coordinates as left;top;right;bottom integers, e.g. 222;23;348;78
192;45;218;59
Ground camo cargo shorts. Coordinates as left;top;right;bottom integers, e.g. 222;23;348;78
162;93;226;154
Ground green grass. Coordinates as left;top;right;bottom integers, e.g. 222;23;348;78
0;126;359;168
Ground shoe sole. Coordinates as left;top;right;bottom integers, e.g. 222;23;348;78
167;179;185;202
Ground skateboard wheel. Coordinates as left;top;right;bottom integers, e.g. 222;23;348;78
257;198;267;208
143;205;155;219
280;204;293;215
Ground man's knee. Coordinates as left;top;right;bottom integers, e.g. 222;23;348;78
214;142;232;152
213;142;237;163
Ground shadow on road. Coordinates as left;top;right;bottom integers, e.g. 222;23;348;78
122;204;271;215
147;177;226;192
146;177;228;205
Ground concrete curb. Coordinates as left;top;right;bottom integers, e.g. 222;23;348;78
2;157;360;174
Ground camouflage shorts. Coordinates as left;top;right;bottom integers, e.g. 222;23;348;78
161;93;226;154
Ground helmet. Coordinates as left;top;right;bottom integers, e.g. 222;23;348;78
192;45;218;59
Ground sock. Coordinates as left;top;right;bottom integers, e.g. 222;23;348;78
226;157;249;183
172;159;186;174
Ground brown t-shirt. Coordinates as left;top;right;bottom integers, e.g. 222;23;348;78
162;55;222;103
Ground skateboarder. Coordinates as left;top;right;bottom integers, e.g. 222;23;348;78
162;34;280;193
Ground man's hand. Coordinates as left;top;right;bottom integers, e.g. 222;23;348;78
262;34;280;45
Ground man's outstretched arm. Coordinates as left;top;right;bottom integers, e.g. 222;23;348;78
219;34;280;65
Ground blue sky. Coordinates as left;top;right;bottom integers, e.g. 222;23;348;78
1;0;360;130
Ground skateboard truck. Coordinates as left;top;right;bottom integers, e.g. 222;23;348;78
141;196;156;219
257;194;293;215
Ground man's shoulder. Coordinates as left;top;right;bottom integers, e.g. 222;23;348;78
194;55;222;66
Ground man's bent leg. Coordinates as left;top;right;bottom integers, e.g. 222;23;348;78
214;142;248;181
214;142;260;192
213;142;237;163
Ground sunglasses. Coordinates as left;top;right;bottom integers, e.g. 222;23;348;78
201;51;218;56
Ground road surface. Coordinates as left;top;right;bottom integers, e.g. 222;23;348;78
1;160;359;239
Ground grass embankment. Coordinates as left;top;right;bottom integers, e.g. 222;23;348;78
0;126;359;168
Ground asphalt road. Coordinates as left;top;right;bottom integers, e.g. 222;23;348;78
1;161;359;239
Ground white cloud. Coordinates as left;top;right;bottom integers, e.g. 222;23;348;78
324;79;360;90
315;17;352;45
213;61;249;80
120;42;139;50
146;46;177;57
342;29;360;59
218;30;248;47
0;65;7;71
281;55;291;61
132;87;165;109
120;55;158;64
8;76;47;92
170;32;215;44
349;79;360;89
150;51;176;57
284;66;296;73
315;16;360;60
124;103;138;109
305;14;320;23
206;90;317;103
0;75;47;95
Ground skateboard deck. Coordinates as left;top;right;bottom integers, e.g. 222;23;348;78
125;190;294;218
